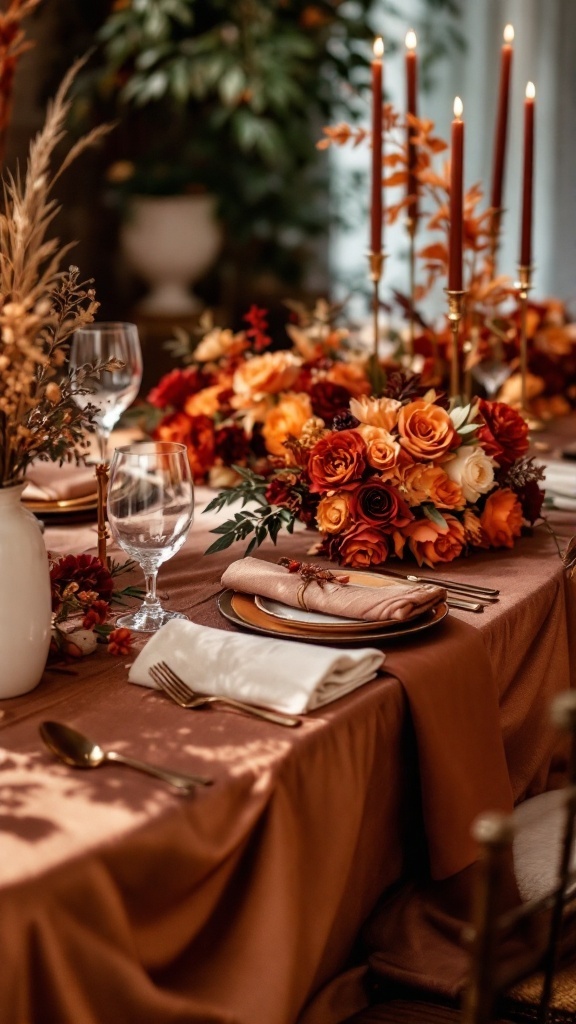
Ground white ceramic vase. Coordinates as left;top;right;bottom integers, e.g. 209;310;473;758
120;193;223;316
0;484;52;698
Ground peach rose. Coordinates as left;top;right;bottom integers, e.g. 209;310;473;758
404;514;466;567
444;446;496;503
357;424;401;473
463;509;484;547
184;384;228;418
326;362;371;397
350;395;401;431
403;463;464;510
480;488;523;549
308;429;367;492
195;327;246;362
397;399;458;461
262;393;313;457
334;522;390;568
316;491;352;534
233;351;302;400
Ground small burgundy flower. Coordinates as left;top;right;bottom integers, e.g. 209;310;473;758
514;479;545;524
214;423;250;465
50;554;113;613
332;410;360;432
309;380;352;423
244;305;271;351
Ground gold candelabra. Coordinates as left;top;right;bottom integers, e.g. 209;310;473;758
514;263;542;430
445;288;466;401
367;250;386;360
95;462;109;566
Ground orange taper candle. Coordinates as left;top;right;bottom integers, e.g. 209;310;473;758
370;37;384;254
449;97;464;291
491;24;514;211
520;82;535;268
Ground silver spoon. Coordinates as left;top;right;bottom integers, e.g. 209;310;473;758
39;720;213;792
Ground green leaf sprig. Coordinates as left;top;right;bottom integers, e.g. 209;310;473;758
203;465;296;556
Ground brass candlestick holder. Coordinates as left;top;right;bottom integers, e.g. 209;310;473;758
514;263;542;429
406;215;417;362
367;250;386;360
445;288;466;401
95;462;109;566
488;207;503;280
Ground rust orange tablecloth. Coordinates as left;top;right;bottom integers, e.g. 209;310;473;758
0;476;574;1022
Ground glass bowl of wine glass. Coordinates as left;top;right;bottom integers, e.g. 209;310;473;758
70;322;143;463
107;441;194;632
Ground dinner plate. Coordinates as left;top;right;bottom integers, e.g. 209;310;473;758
219;589;449;644
23;492;100;514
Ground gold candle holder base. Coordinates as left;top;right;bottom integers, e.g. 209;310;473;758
445;288;467;401
514;264;543;431
367;250;386;361
96;462;109;566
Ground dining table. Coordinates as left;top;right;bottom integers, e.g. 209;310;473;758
1;420;575;1024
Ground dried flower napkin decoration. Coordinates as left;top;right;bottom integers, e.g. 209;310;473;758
277;557;349;610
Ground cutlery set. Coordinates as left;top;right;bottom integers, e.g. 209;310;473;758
371;567;499;613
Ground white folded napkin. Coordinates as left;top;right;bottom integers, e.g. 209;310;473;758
538;460;576;509
128;619;385;714
23;462;97;502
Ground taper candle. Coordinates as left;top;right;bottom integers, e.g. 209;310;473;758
370;37;384;254
405;29;418;223
520;82;535;268
449;97;464;291
490;24;514;211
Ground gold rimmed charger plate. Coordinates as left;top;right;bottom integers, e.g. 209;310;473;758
219;590;449;645
23;492;99;514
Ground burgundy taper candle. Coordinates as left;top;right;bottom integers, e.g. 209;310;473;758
405;29;418;222
520;82;535;267
449;97;464;291
490;24;514;211
370;37;384;254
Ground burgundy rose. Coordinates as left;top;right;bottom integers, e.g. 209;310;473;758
350;479;414;530
477;399;530;469
214;423;250;465
309;381;352;423
514;479;545;524
50;554;113;613
308;429;367;493
147;367;209;411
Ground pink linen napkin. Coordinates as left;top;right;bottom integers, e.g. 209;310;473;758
23;462;97;502
221;557;447;623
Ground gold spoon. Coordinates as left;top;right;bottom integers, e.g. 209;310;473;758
39;720;212;792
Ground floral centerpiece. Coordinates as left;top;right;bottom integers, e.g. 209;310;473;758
204;374;546;569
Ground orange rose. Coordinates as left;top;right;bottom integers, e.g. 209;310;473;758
233;351;301;400
316;491;352;534
480;488;523;548
402;463;464;509
332;522;390;568
463;509;484;547
357;425;400;473
326;362;371;397
152;412;215;482
350;395;401;431
397;399;458;461
184;383;228;418
308;429;367;492
404;514;466;567
262;393;313;457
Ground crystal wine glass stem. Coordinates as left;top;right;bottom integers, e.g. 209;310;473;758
97;428;109;465
142;570;161;612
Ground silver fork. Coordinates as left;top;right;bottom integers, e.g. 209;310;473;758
149;661;302;728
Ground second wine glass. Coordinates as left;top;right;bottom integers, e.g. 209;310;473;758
107;441;194;632
70;322;143;463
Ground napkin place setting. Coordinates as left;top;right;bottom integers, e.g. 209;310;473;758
128;557;449;721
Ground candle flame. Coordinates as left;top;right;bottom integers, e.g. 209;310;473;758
453;96;463;119
526;81;536;99
373;37;384;59
405;29;417;50
503;24;514;43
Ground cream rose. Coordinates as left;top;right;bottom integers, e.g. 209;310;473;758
195;328;242;362
444;446;496;503
350;395;401;431
233;351;301;401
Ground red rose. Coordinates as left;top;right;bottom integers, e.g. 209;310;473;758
328;522;390;568
350;479;414;530
309;381;353;423
308;429;367;492
152;412;215;482
147;367;209;411
477;399;529;469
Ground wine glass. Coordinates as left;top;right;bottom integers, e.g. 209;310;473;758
70;322;143;463
107;441;194;632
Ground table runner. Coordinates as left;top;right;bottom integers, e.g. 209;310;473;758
0;447;574;1023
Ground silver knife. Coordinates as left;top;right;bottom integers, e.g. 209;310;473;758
446;596;485;613
371;567;499;598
